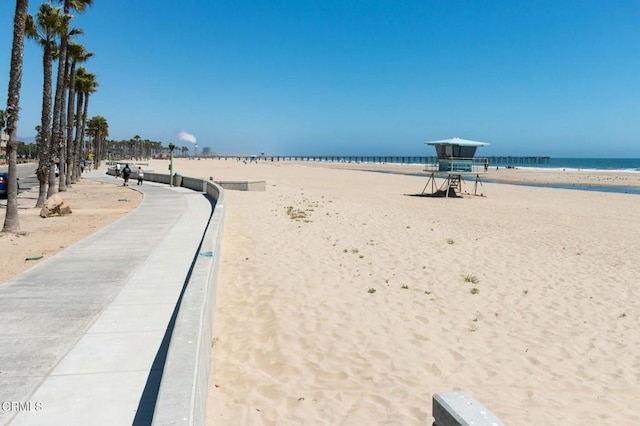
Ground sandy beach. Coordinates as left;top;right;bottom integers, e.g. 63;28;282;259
173;157;640;425
2;159;638;424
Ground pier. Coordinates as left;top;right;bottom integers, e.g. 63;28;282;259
211;155;551;165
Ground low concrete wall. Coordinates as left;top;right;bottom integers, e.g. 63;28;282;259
152;177;225;425
146;172;170;185
433;391;503;426
216;180;266;191
183;176;206;192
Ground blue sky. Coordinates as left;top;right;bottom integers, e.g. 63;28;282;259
1;0;640;157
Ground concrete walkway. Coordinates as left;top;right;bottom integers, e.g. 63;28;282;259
0;171;213;425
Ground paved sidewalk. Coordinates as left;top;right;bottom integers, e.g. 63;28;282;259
0;171;213;425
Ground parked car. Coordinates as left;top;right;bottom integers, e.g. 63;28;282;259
0;172;19;198
32;164;59;178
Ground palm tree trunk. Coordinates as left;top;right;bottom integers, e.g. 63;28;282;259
2;0;29;234
66;60;77;183
54;47;69;192
54;32;69;192
37;46;54;207
73;91;84;177
58;56;70;190
46;162;56;198
82;94;93;166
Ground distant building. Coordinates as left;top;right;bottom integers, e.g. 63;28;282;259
0;131;9;158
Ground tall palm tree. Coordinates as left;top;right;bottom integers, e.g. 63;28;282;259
72;66;88;174
133;134;141;159
153;141;163;157
74;67;97;167
51;0;93;191
86;115;108;165
55;26;82;192
143;139;151;159
2;0;29;234
26;3;66;206
66;41;92;183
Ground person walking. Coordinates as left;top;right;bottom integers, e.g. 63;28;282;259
136;167;144;185
115;163;121;178
122;164;132;186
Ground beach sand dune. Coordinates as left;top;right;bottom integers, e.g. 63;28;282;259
154;159;639;425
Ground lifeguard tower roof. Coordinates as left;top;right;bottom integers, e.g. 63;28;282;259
425;137;489;161
425;137;489;148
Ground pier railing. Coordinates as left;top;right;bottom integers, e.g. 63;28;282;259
210;155;550;165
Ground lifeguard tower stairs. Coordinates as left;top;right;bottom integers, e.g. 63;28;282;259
422;137;489;197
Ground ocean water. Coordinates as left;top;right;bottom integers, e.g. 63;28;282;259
283;156;640;173
521;158;640;172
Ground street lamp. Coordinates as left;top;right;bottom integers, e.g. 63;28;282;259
168;143;176;186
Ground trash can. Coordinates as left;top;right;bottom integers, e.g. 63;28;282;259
173;172;182;187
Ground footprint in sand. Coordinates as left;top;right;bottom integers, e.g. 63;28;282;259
428;362;442;376
411;330;429;342
415;315;429;325
256;385;282;400
368;350;391;362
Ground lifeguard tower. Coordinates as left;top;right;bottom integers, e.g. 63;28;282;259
422;137;489;197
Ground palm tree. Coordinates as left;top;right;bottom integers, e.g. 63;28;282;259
83;74;99;162
72;66;88;173
73;67;97;168
2;0;29;234
86;115;108;166
133;135;142;159
55;26;83;192
142;139;151;159
51;0;93;192
66;41;92;183
153;141;163;157
26;3;67;206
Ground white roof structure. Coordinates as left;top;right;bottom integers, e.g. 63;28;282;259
425;137;489;147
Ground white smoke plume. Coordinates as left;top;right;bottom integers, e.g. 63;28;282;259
177;131;197;144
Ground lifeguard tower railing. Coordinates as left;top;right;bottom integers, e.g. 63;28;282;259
423;157;488;174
